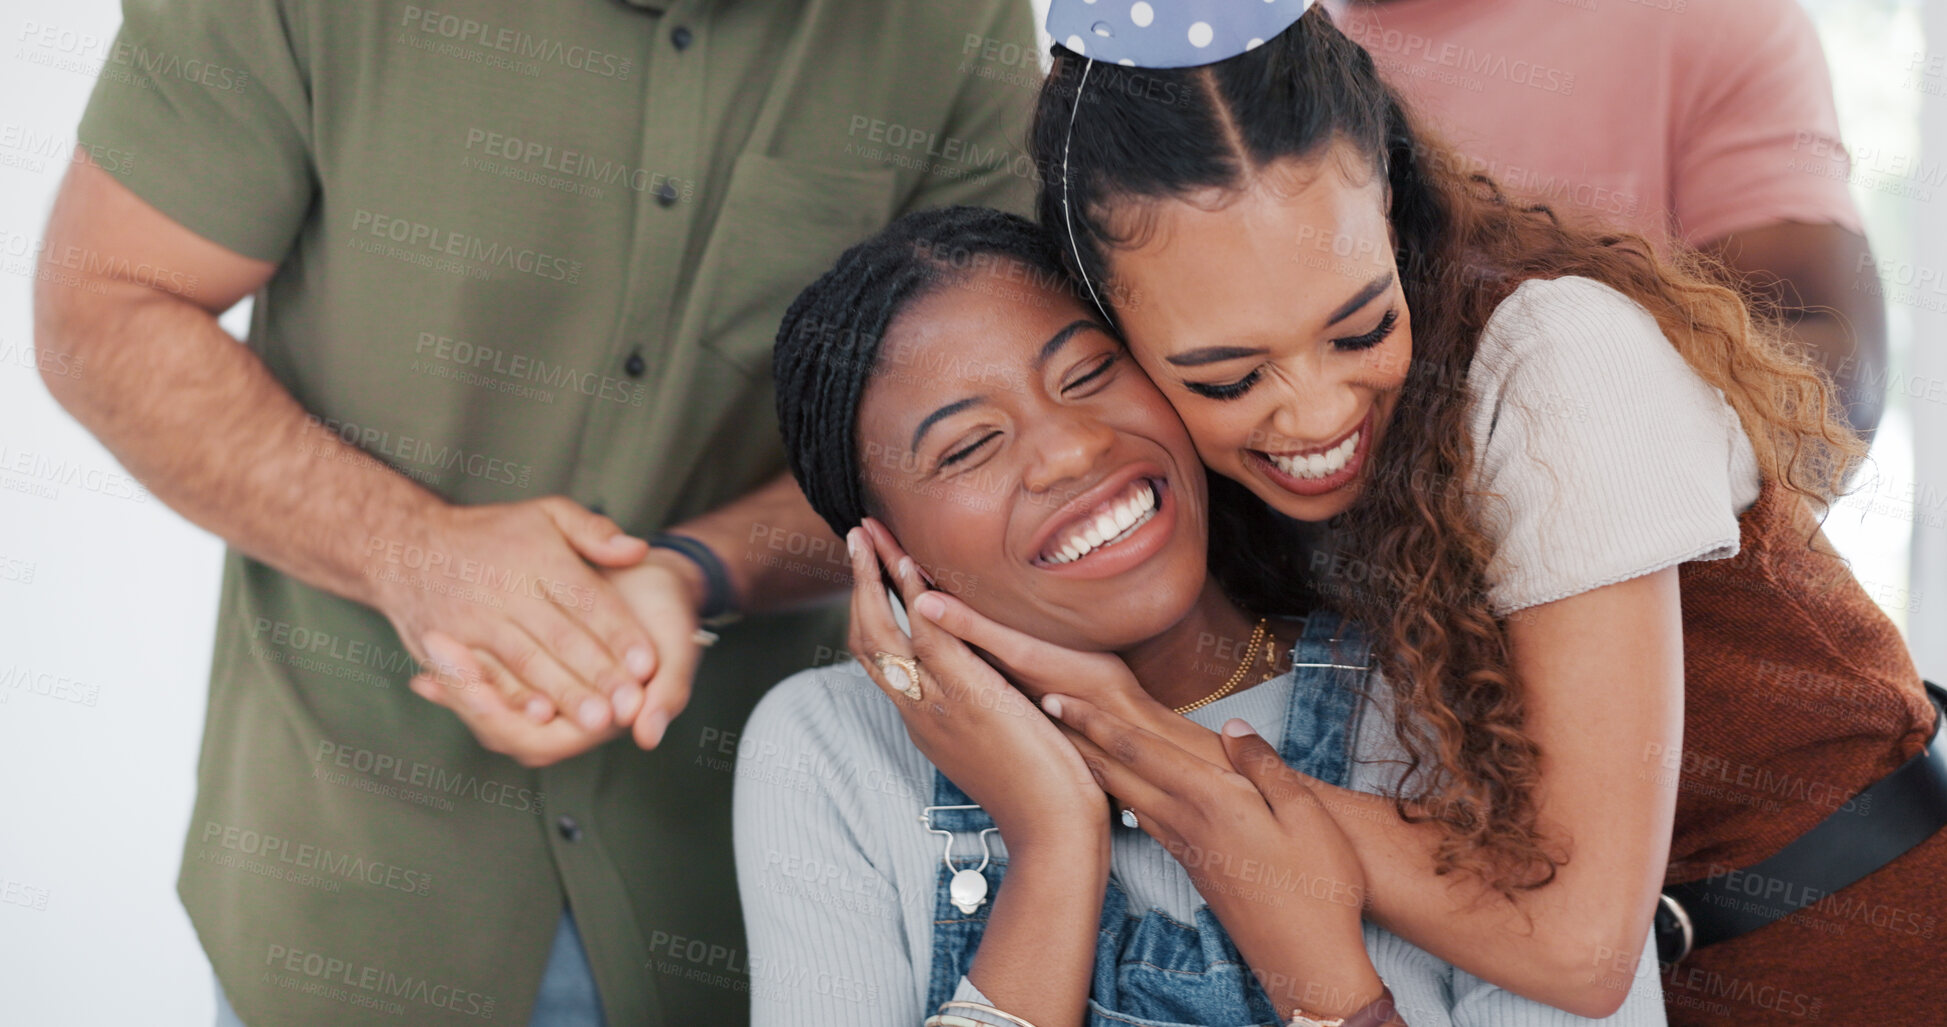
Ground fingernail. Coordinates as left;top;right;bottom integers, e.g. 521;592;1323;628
1222;718;1259;738
608;532;636;547
526;696;554;722
612;682;643;721
913;593;945;620
626;645;654;678
578;697;610;730
846;528;863;559
897;556;913;580
1042;694;1065;718
641;710;670;747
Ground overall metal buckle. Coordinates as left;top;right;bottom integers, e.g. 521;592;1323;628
920;804;998;914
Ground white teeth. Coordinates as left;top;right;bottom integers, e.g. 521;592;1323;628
1043;480;1159;565
1268;431;1360;480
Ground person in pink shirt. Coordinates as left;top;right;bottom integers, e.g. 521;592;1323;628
1327;0;1887;434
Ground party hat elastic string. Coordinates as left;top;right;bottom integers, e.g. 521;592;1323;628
1059;56;1114;326
1044;0;1316;324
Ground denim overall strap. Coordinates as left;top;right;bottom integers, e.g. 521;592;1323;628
922;770;1010;1012
1278;610;1372;789
923;770;1129;1016
1072;612;1375;1027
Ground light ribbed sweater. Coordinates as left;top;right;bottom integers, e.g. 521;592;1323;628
733;660;1666;1027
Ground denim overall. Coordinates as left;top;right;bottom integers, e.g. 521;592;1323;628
922;611;1373;1027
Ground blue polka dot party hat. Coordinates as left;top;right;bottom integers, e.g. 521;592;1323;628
1046;0;1316;69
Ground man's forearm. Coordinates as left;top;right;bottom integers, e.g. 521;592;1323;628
1703;222;1888;438
1793;311;1885;438
663;473;849;615
38;279;443;611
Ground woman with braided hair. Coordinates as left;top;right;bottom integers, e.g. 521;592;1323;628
889;3;1943;1025
733;205;1667;1027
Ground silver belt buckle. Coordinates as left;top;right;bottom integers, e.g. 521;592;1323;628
1656;892;1696;965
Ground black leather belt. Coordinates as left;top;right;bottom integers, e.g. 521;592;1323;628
1654;680;1947;965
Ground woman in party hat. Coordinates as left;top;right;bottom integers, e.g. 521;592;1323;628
890;2;1945;1024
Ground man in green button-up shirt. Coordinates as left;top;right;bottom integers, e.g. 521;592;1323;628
33;1;1038;1023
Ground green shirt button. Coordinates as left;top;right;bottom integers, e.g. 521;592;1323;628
624;351;647;377
556;816;583;842
671;25;693;51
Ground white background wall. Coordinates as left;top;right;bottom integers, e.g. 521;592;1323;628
0;0;1938;1023
1;3;231;1024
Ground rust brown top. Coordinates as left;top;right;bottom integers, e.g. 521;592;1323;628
1669;477;1934;884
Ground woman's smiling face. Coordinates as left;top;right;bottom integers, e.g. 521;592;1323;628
855;269;1211;652
1103;148;1412;522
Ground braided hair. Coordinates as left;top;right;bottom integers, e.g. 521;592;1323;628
774;205;1070;539
775;204;1309;618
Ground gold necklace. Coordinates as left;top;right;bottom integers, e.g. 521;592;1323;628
1173;617;1271;715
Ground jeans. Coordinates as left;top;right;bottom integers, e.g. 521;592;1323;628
215;907;605;1026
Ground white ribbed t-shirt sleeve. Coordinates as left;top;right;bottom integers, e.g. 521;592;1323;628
733;671;921;1027
1468;276;1751;614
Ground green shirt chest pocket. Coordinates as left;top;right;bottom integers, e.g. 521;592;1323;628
690;153;900;378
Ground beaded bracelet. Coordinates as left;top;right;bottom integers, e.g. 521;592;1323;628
1288;984;1399;1027
933;999;1039;1027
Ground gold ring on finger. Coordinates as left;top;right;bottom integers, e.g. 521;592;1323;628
872;651;924;702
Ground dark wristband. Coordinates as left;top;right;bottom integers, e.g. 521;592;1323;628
647;532;741;626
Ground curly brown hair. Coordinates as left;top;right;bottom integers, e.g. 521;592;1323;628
1030;6;1865;898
